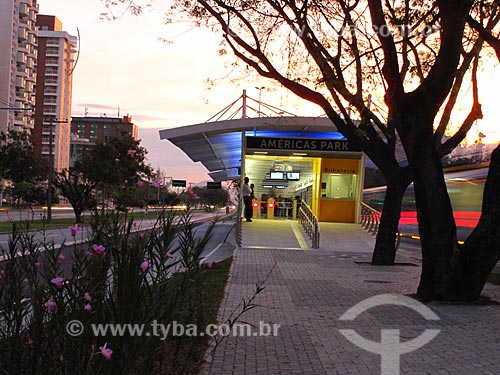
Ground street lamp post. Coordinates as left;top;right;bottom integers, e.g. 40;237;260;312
46;118;68;223
255;86;265;117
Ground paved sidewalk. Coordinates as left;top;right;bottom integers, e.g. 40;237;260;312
207;222;500;375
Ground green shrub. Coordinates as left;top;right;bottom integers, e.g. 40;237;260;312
0;209;219;375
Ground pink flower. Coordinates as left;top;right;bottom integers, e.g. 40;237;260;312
51;277;64;289
84;292;92;302
44;300;56;312
151;181;161;189
84;303;92;312
206;263;214;269
99;343;113;361
140;260;150;271
136;180;145;187
58;254;65;262
22;277;29;284
69;225;80;237
127;149;137;157
34;262;41;269
92;244;106;255
139;233;145;238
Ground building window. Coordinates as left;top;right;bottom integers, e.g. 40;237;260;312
89;124;98;142
103;124;110;142
45;66;58;74
77;124;86;138
46;47;59;55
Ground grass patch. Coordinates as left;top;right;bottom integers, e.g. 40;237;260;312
0;217;79;233
163;257;233;375
201;257;233;323
0;209;181;234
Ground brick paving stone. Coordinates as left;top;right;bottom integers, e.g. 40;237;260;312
206;224;500;375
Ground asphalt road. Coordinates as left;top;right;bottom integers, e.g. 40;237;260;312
0;209;237;266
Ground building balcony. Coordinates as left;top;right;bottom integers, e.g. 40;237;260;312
15;76;25;89
26;34;36;46
25;81;33;93
47;40;60;47
25;58;34;69
46;48;59;56
44;90;58;96
18;28;28;41
19;3;28;16
45;59;59;66
44;79;58;86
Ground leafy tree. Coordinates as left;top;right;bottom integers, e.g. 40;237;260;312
106;0;500;300
79;133;151;186
193;186;229;210
0;130;46;206
0;130;46;184
54;169;97;223
78;133;152;209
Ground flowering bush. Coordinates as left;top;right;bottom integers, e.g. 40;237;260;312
0;210;217;374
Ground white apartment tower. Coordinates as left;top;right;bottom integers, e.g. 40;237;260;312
34;15;77;172
0;0;38;133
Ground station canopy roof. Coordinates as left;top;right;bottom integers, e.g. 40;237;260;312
159;116;349;182
159;91;361;182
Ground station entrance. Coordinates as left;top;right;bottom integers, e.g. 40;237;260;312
159;90;365;224
244;135;364;223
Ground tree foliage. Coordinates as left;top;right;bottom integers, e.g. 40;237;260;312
0;130;46;184
107;0;500;301
77;132;151;187
193;186;229;208
54;169;97;223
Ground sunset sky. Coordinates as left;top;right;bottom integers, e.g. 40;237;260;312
38;0;500;183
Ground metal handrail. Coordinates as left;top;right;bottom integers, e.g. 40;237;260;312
235;198;243;247
298;200;320;248
360;202;400;249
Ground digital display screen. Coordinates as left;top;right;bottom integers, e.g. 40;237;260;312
286;172;300;180
270;171;284;180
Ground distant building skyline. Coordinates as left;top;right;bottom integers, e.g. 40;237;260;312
71;115;138;143
33;14;77;172
69;115;138;168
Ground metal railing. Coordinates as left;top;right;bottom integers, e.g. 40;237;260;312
360;202;401;249
235;198;243;247
298;200;320;248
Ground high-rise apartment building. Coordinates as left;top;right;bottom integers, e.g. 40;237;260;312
33;15;77;172
0;0;38;133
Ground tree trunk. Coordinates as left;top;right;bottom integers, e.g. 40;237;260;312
371;169;412;265
446;144;500;300
74;208;82;224
397;111;458;300
412;149;457;300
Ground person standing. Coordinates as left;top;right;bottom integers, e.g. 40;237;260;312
242;177;253;222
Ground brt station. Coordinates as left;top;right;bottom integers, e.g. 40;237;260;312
159;93;365;225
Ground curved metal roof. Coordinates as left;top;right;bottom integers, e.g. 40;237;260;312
159;116;340;181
